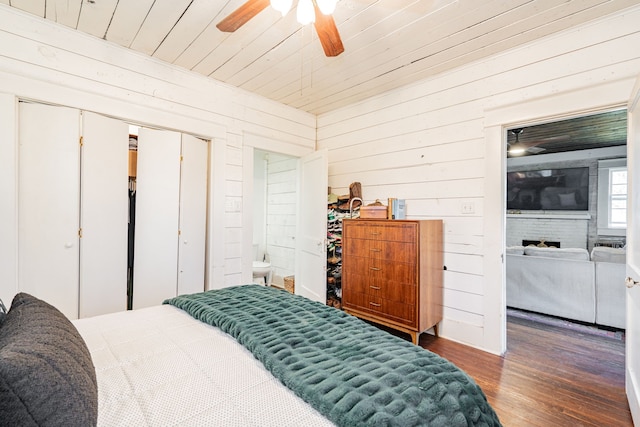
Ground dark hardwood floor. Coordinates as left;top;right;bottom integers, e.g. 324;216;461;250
419;313;632;426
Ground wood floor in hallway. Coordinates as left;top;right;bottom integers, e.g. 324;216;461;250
419;312;632;426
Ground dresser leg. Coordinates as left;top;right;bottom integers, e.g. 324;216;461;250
434;323;439;337
410;331;418;345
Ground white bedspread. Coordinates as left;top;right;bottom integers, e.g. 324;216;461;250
73;305;334;427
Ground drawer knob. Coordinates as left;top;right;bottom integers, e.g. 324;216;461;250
369;302;381;307
369;267;381;271
370;286;381;290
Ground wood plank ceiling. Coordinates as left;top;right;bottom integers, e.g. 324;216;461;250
2;0;638;116
506;110;628;157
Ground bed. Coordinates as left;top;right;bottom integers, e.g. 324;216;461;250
0;285;502;426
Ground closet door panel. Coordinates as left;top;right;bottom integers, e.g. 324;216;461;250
177;134;208;295
79;112;129;318
133;128;181;309
18;102;80;319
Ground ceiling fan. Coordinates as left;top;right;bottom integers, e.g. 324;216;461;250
507;128;570;156
508;128;541;156
216;0;345;57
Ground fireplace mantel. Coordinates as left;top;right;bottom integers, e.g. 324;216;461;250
506;212;591;220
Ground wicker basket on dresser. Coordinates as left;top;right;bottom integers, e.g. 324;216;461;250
341;219;443;344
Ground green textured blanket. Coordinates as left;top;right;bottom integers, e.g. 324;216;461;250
164;285;502;427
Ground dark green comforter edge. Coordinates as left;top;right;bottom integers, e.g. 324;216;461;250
164;285;502;427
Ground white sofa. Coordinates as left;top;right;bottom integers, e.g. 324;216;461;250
506;245;626;329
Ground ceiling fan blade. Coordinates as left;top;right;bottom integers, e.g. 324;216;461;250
217;0;270;32
313;2;344;57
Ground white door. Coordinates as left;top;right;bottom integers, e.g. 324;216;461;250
18;102;80;319
133;128;181;309
627;74;640;425
79;112;129;318
177;134;208;296
295;149;328;303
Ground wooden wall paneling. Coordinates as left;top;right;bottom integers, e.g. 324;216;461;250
45;0;81;28
223;142;244;285
444;287;484;317
260;0;452;102
319;103;484;151
18;102;80;319
443;234;484;256
208;138;228;290
192;7;285;77
444;252;483;276
76;0;118;38
0;93;17;306
79;111;129;318
171;6;233;71
316;8;640;129
129;0;192;56
0;6;315;302
133;128;181;309
445;270;484;295
152;0;223;64
328;142;484;178
9;0;43;16
211;7;302;83
234;0;380;93
105;0;155;47
330;9;637;122
0;7;315;146
276;0;529;108
320;6;640;352
177;134;208;296
265;154;298;282
294;0;596;110
303;1;640;114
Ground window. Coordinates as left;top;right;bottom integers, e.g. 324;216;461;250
597;159;627;236
608;167;627;227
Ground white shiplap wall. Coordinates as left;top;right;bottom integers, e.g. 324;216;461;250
265;153;298;285
0;6;315;304
317;5;640;353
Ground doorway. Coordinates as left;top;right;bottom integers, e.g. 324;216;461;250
504;110;628;341
252;149;298;288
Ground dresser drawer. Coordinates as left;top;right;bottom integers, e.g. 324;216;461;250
343;270;417;305
345;240;416;262
343;221;416;242
343;256;417;285
342;291;416;326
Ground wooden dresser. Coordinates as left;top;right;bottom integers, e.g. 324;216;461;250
341;219;443;344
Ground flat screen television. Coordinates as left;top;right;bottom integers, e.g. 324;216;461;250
507;167;589;211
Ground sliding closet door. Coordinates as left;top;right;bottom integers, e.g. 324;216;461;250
177;134;208;295
133;128;181;309
18;102;80;319
79;112;129;318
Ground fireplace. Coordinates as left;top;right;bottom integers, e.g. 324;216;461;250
522;239;560;248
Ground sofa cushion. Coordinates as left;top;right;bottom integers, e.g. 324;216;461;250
506;245;525;255
591;246;626;264
0;293;98;426
523;246;590;261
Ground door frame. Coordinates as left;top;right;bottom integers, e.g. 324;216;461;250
241;133;316;288
625;73;640;425
483;79;633;355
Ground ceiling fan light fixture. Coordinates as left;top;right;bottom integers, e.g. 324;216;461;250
270;0;293;16
297;0;316;25
507;144;526;156
316;0;338;15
